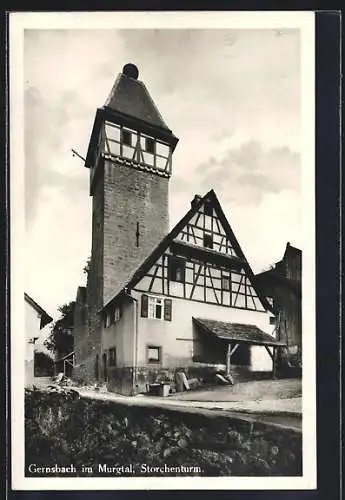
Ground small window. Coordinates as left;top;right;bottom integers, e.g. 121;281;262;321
145;137;155;154
109;347;117;367
203;233;213;249
267;296;274;307
269;316;276;325
168;256;185;283
221;276;230;291
147;346;161;364
204;200;213;216
122;129;132;146
114;306;121;322
104;312;111;328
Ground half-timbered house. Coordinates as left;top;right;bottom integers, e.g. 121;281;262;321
73;63;285;395
256;243;302;366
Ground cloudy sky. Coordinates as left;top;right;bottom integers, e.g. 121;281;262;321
23;27;302;321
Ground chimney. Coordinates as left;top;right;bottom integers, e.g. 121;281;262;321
191;194;202;209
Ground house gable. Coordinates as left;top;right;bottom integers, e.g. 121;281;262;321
135;248;266;312
103;190;272;314
174;196;240;258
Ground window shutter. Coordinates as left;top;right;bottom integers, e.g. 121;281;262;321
141;294;149;317
164;299;172;321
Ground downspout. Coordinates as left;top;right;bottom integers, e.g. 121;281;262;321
124;289;139;393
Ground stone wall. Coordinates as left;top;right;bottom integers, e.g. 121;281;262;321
25;388;302;477
74;159;170;384
105;363;273;396
102;159;169;304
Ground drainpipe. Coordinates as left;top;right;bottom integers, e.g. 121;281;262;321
124;289;139;393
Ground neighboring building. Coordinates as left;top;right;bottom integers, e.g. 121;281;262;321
24;293;53;385
256;243;302;362
73;63;285;395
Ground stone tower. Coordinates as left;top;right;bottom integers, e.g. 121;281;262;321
81;63;178;376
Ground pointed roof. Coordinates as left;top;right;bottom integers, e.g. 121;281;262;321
85;64;178;170
102;190;273;313
104;68;170;131
24;293;53;329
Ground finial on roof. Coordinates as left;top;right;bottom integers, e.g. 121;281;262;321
123;63;139;80
191;194;202;208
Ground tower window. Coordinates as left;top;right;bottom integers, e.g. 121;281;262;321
168;256;185;282
145;137;155;154
203;233;213;249
204;200;213;216
122;129;132;146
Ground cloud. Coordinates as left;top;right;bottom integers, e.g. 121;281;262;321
195;141;300;205
25;85;90;224
22;27;302;314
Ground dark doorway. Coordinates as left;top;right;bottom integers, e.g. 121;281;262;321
102;352;108;381
231;344;251;366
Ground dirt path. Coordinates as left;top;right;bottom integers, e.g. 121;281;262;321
169;378;302;402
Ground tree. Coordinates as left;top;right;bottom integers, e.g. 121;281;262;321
34;351;54;377
44;301;75;359
83;256;91;276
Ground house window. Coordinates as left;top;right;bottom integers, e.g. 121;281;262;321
141;295;172;321
148;296;163;319
204;200;213;216
221;276;230;291
122;129;132;146
267;296;274;307
114;306;121;322
104;305;121;327
104;312;111;328
168;256;185;283
147;345;161;364
109;347;117;367
145;137;155;154
203;232;213;249
269;316;276;325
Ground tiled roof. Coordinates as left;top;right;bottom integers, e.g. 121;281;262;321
193;317;286;347
105;72;170;131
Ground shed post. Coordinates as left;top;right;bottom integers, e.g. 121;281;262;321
226;343;231;375
272;347;277;379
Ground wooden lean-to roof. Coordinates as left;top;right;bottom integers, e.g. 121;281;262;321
193;317;286;347
101;190;274;313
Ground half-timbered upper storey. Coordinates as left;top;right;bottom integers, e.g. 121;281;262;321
84;64;178;195
101;190;273;320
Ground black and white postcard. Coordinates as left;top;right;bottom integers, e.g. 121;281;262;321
9;11;317;491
